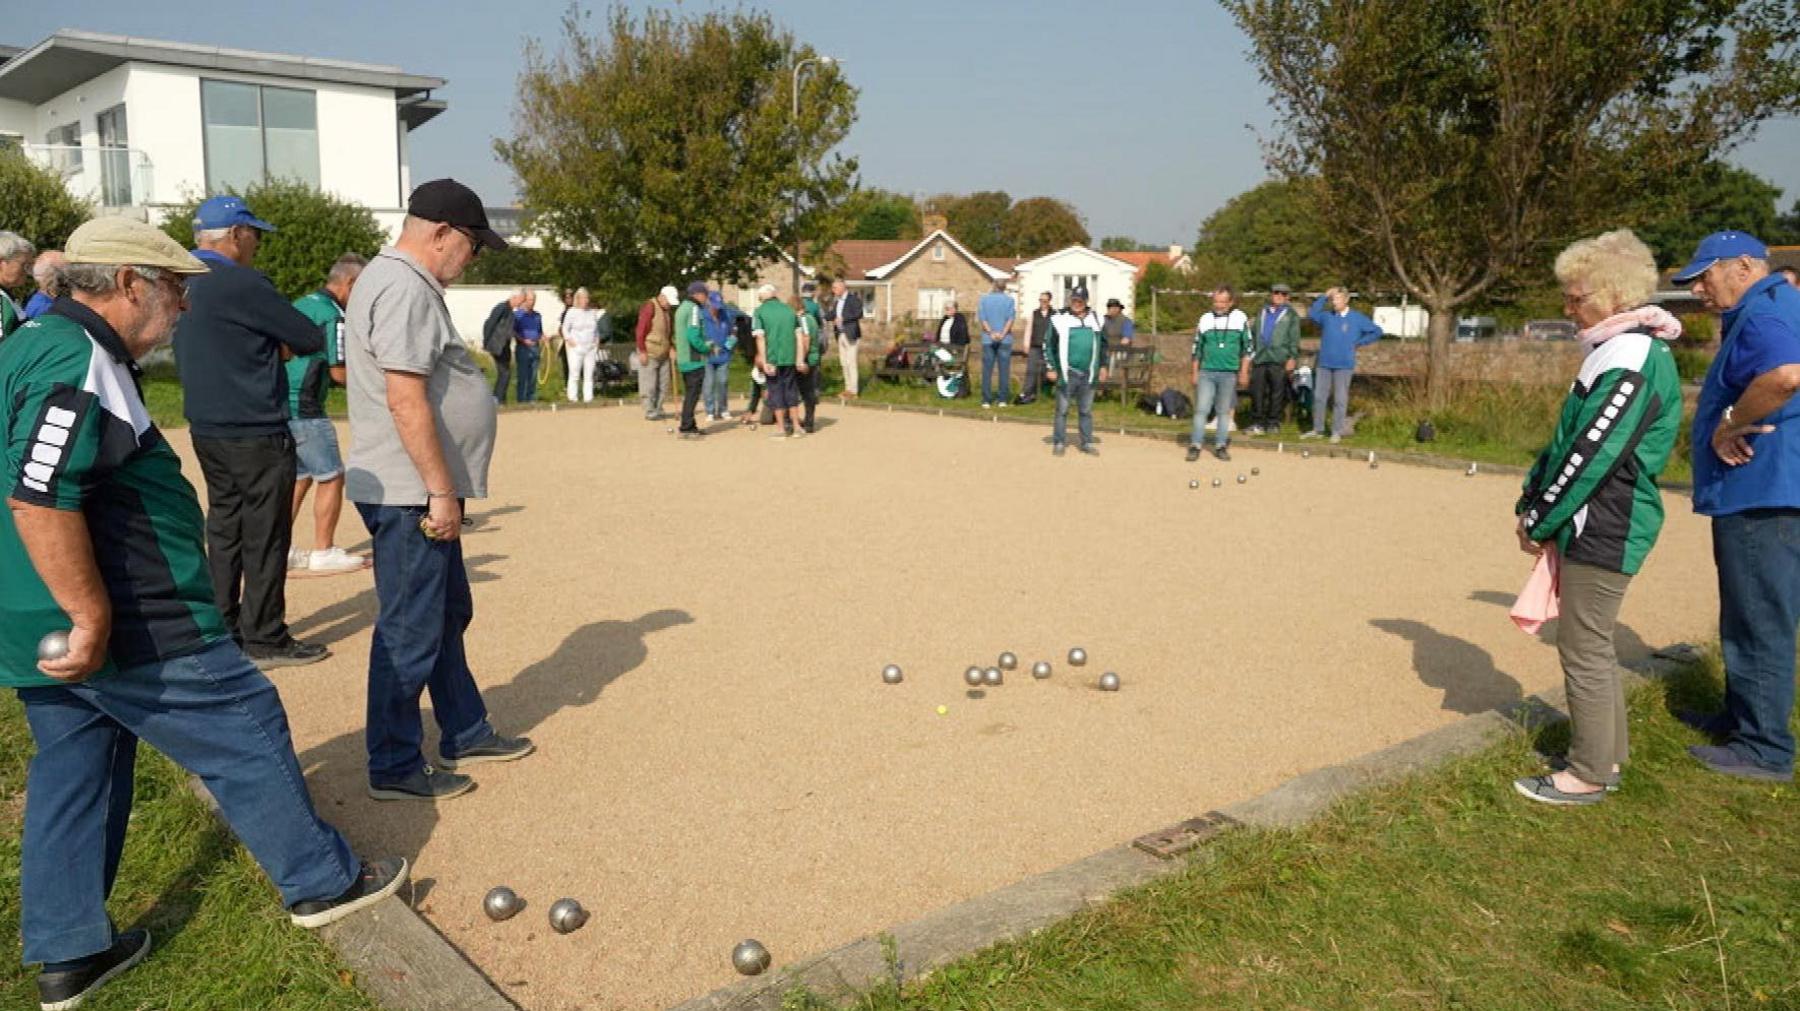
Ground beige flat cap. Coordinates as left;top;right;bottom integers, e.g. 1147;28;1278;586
64;216;209;274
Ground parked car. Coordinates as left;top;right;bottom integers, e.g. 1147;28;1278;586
1455;316;1499;342
1522;319;1578;341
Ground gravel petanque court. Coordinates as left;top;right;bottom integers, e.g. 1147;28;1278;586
170;403;1717;1010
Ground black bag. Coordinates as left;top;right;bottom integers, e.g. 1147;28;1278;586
1157;387;1192;419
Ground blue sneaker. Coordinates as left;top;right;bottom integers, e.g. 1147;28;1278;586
1688;745;1793;783
440;733;535;770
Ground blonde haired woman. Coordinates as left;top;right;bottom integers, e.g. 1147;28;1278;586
1512;229;1684;805
562;287;601;402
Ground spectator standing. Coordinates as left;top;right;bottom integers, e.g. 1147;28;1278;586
512;291;543;403
754;283;805;437
1185;287;1253;462
830;278;863;397
1246;283;1300;434
342;178;534;801
1045;288;1108;456
635;285;678;420
483;288;524;402
801;282;824;395
791;292;827;433
286;253;368;576
977;281;1016;408
174;196;326;668
23;251;65;320
562;287;601;403
1510;229;1684;805
1676;231;1800;784
673;281;711;436
0;218;405;1009
0;231;35;340
1017;291;1053;404
702;291;736;421
1302;286;1383;443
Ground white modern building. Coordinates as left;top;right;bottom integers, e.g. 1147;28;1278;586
0;30;447;237
1008;245;1141;317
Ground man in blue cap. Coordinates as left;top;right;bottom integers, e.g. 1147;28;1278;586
173;195;331;669
1676;231;1800;783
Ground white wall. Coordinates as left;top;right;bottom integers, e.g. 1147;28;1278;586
315;82;403;210
0;97;34;137
444;284;568;351
120;64;203;206
32;64;131;207
1011;248;1139;317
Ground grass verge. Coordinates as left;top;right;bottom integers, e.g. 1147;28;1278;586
785;650;1796;1010
0;693;379;1010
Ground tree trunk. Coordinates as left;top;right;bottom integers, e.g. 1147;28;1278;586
1423;303;1454;407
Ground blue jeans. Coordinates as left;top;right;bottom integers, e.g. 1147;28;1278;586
1053;368;1095;448
981;339;1013;403
16;640;357;964
1311;366;1353;436
702;361;731;416
1713;508;1800;772
514;343;540;403
1191;371;1239;448
357;502;496;784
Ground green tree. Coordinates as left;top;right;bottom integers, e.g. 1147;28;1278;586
1638;163;1787;266
1099;235;1142;252
497;5;858;299
1228;0;1800;402
1192;178;1338;292
927;190;1011;253
1000;197;1089;255
839;187;921;240
1778;198;1800;244
160;178;384;300
0;149;91;252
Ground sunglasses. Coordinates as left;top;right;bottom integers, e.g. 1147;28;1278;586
450;225;483;259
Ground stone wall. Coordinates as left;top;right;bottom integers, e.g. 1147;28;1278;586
1129;333;1587;389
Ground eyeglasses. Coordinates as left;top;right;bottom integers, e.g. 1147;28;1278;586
450;225;483;260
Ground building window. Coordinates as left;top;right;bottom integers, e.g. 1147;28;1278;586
96;104;131;206
1054;274;1098;304
44;122;81;174
918;287;954;319
932;243;945;262
201;79;320;193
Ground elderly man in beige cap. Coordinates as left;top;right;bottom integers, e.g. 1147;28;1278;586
0;217;405;1010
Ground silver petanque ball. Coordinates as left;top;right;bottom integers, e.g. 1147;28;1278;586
1031;660;1052;679
666;426;674;434
1251;467;1260;476
998;652;1018;671
1302;449;1311;459
732;938;772;976
1098;672;1122;692
881;664;903;684
483;886;524;922
1211;478;1223;488
36;631;71;663
547;898;588;934
963;665;984;687
983;667;1003;687
1237;474;1247;484
1068;647;1088;667
1189;479;1200;489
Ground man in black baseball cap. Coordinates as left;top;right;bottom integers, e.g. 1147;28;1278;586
407;178;508;254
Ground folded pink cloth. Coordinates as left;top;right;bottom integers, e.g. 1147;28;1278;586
1511;546;1561;634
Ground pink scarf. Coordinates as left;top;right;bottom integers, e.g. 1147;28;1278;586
1578;305;1682;351
1511;546;1561;635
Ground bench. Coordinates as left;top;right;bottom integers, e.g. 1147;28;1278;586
1091;345;1158;405
873;340;970;385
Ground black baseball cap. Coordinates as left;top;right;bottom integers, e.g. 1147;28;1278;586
407;178;508;251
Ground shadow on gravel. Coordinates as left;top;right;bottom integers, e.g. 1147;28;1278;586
1370;617;1525;715
1466;588;1653;664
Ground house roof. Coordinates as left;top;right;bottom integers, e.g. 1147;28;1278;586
1009;245;1140;273
1105;250;1190;280
864;230;1012;282
0;30;447;124
813;239;917;280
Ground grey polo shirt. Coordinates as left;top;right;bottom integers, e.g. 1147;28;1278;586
343;247;496;505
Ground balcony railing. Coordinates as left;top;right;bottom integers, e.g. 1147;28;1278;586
17;143;156;208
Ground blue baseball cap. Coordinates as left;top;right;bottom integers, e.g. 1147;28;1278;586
1671;231;1767;285
192;195;276;233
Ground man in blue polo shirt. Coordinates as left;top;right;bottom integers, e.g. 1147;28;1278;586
1677;231;1800;783
977;281;1016;408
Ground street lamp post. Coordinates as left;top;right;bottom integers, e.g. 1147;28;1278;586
790;55;838;298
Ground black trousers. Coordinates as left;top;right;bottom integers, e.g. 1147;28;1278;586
1249;362;1288;429
491;354;512;402
678;366;704;432
192;432;297;648
798;364;820;427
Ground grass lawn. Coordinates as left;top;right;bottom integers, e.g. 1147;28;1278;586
0;692;380;1010
789;651;1797;1011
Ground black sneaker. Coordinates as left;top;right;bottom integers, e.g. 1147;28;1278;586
439;733;535;770
1213;445;1231;462
368;765;475;801
288;857;409;929
38;930;151;1011
1185;445;1201;462
246;639;329;670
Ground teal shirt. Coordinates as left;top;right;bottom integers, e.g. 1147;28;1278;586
286;290;344;418
754;299;800;367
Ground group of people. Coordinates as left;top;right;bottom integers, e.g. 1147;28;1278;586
0;178;535;1007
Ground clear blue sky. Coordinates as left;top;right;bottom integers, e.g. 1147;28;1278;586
13;1;1800;246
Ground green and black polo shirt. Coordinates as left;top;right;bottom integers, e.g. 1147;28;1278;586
0;300;229;687
287;289;345;419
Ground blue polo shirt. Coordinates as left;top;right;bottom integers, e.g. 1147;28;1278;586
1692;273;1800;516
977;291;1016;342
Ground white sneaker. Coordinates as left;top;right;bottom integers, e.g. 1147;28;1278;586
1329;434;1342;444
307;547;366;574
997;401;1009;409
720;411;733;421
288;547;310;570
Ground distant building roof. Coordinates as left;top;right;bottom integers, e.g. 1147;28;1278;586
0;30;445;124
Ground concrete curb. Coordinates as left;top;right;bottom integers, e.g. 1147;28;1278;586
670;647;1695;1010
185;779;518;1011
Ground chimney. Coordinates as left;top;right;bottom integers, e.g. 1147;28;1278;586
922;213;948;234
1168;244;1183;260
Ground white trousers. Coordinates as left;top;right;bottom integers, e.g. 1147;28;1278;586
566;344;598;402
837;334;860;395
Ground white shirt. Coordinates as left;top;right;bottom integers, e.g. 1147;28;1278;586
562;306;600;348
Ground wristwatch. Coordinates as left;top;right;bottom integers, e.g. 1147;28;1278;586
1722;405;1736;427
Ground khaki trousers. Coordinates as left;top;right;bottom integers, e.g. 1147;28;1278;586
837;334;860;395
1558;560;1634;785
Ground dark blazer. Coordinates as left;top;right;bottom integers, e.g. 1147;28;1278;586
835;291;863;342
482;300;515;361
935;312;969;346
